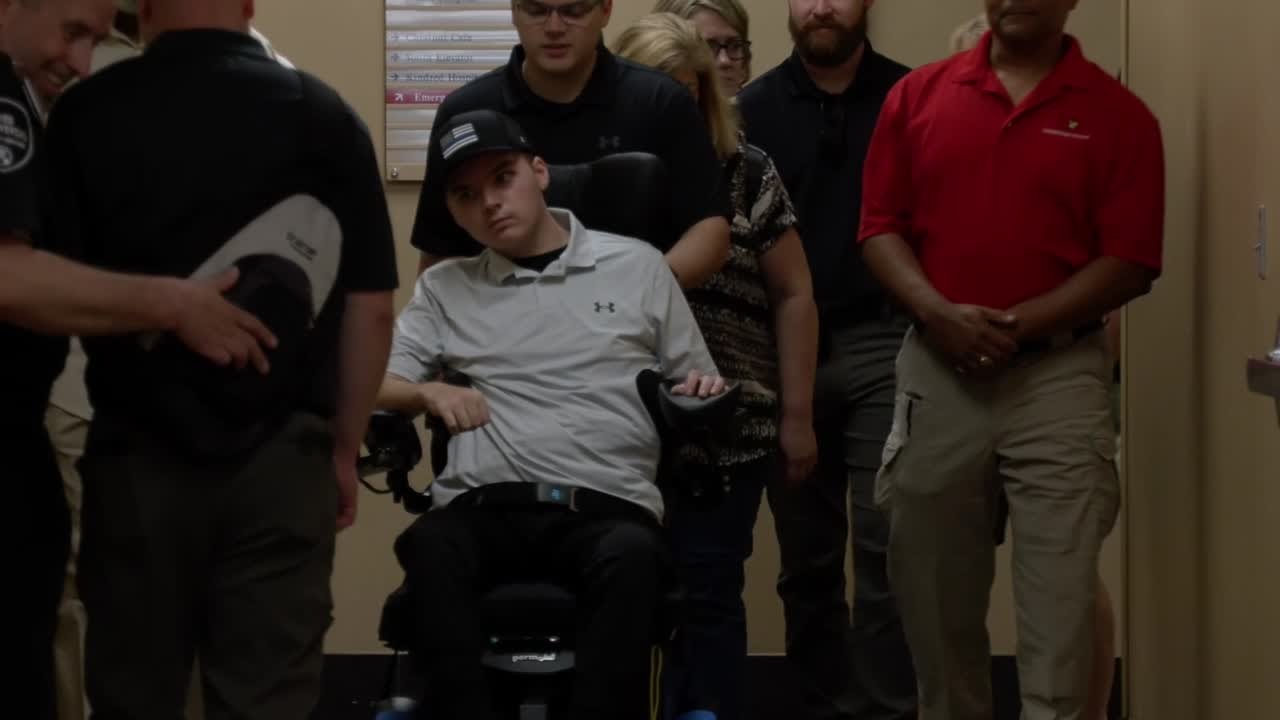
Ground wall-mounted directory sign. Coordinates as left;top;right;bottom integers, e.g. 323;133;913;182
385;0;518;182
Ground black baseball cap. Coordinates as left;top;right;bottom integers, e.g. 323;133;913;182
433;110;537;180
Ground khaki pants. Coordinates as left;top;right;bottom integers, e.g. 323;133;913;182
46;406;90;720
878;328;1119;720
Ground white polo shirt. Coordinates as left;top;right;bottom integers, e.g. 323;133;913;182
387;209;717;519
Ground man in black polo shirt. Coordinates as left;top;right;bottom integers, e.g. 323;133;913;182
737;2;916;718
411;0;730;288
41;1;398;716
1;2;282;718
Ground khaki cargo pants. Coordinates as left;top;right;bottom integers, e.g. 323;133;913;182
878;327;1119;720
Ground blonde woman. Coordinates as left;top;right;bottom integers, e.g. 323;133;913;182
951;16;1116;720
653;0;753;93
615;13;819;720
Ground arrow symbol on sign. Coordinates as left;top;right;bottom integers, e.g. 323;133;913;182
394;93;404;102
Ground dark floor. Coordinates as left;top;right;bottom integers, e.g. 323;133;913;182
312;654;1123;720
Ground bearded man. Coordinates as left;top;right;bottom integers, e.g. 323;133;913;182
736;2;917;719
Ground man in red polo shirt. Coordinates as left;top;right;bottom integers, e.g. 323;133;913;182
858;2;1164;719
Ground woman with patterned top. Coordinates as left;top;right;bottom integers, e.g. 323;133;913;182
615;13;819;720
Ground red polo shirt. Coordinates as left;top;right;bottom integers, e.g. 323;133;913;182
857;33;1164;311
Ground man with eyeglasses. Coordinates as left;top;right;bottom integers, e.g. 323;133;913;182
736;1;918;719
409;0;731;289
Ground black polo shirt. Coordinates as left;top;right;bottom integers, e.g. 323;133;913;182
410;44;726;256
42;30;398;427
738;45;909;321
0;53;66;426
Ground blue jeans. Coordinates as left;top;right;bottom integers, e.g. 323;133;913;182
664;456;771;720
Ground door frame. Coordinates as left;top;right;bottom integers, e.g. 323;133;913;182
1119;0;1205;717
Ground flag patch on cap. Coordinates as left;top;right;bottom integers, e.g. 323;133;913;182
440;122;478;159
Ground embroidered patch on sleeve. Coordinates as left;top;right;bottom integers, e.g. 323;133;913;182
0;98;34;174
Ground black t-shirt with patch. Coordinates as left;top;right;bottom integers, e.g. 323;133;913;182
42;30;398;435
411;45;728;257
0;53;67;426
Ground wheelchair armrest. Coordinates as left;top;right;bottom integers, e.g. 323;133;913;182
636;369;742;508
635;368;741;442
657;381;742;438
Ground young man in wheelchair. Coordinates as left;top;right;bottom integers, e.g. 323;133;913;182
376;109;728;720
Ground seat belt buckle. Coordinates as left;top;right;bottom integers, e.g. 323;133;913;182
535;483;579;511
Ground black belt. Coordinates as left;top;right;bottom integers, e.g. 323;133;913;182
819;297;906;331
451;482;657;524
1015;319;1105;357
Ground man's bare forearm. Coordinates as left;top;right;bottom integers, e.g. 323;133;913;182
378;374;432;416
861;233;950;324
0;243;181;335
665;217;731;289
1007;257;1156;341
333;291;395;458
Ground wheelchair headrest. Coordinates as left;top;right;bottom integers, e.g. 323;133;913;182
545;152;675;251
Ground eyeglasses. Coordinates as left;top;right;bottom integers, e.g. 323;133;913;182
514;0;602;26
706;38;752;61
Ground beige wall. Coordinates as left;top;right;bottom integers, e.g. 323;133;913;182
1123;0;1280;717
253;0;1130;658
870;0;1122;75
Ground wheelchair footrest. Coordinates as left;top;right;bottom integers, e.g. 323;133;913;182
519;701;551;720
482;646;576;675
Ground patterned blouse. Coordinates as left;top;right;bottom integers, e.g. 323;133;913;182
682;135;799;468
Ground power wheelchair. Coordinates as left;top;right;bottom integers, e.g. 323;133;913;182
357;153;740;720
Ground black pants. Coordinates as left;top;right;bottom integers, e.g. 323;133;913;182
765;319;918;720
10;422;71;720
664;457;770;720
78;413;337;720
394;501;668;720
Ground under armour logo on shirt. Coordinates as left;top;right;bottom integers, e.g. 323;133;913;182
594;301;616;314
598;135;621;150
